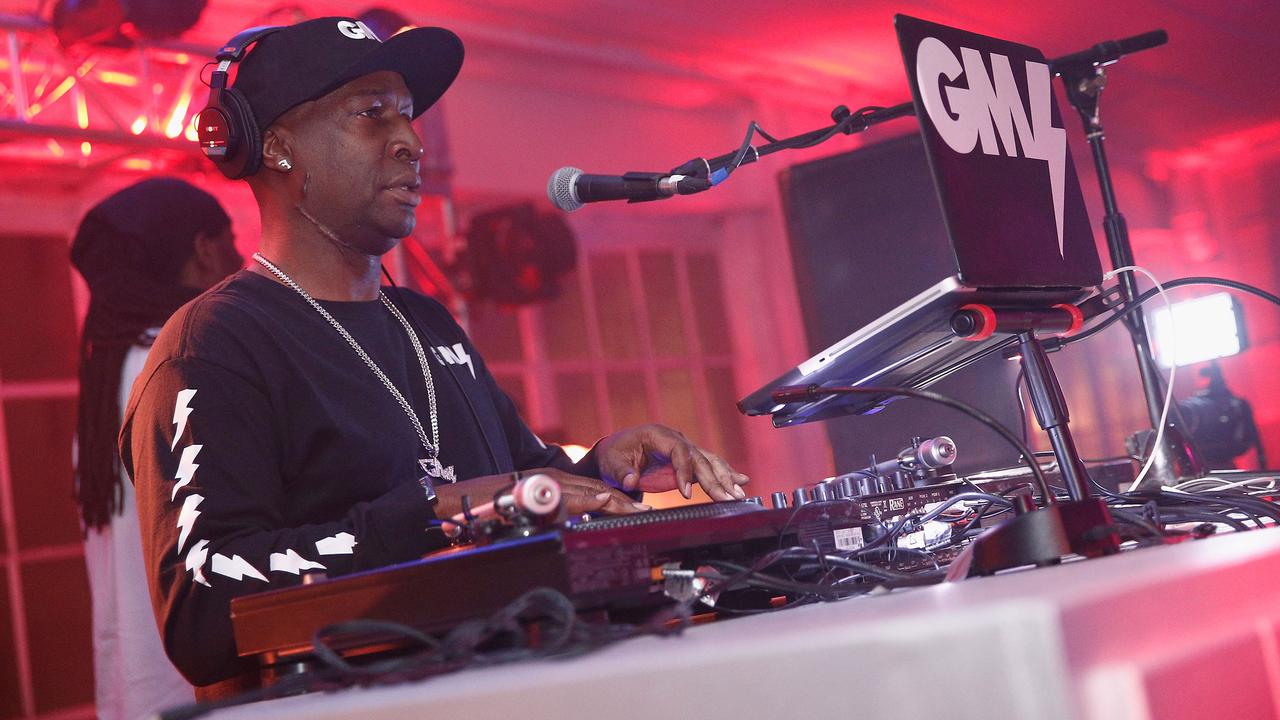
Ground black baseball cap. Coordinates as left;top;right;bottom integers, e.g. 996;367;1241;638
232;17;464;130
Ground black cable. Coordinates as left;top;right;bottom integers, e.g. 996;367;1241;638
719;547;944;592
717;105;887;181
724;121;765;177
940;485;1030;543
311;619;439;676
957;475;988;495
1052;277;1280;351
161;587;655;720
846;545;942;572
1115;488;1273;528
1152;489;1276;525
693;548;806;606
703;559;841;599
775;499;843;554
809;556;926;582
957;500;994;535
1091;474;1274;532
168;516;962;720
1090;474;1133;502
1152;509;1251;532
1194;491;1280;524
754;126;781;144
705;543;947;605
783;105;885;150
860;513;914;553
1106;507;1166;539
915;492;1013;525
1014;363;1029;447
777;384;1052;503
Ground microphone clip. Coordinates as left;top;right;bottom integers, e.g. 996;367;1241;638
620;171;711;202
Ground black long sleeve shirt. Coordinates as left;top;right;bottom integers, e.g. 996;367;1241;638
119;270;589;687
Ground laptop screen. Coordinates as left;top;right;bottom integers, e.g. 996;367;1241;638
895;14;1102;289
739;17;1104;425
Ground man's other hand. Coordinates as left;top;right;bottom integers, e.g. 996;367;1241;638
597;424;749;501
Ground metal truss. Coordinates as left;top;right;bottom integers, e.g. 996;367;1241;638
0;12;216;172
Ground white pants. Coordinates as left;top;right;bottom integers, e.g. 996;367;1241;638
84;476;194;720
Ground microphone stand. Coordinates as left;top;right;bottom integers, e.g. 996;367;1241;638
669;102;915;180
1051;34;1205;487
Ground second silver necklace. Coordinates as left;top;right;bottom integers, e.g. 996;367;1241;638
252;251;457;485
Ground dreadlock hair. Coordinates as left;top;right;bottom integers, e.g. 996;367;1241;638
70;178;231;530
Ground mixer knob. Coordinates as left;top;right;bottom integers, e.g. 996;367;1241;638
856;474;878;496
770;492;789;509
835;476;856;498
745;496;763;506
812;482;834;502
792;487;812;507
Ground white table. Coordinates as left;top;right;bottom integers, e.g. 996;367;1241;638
210;528;1280;720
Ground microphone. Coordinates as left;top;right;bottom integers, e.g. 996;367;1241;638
826;436;958;495
1048;29;1168;75
863;436;958;477
546;167;711;212
901;436;958;472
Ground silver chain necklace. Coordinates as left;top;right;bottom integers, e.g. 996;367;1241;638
252;252;456;484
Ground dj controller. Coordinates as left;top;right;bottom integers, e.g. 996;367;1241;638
229;437;1137;673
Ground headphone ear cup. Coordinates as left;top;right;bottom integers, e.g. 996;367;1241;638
217;87;262;179
197;86;261;179
196;25;283;179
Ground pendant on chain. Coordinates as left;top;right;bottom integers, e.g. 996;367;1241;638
420;455;457;484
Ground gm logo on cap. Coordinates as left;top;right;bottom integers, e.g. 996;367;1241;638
337;20;380;41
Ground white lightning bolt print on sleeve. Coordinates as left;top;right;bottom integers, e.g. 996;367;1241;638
269;549;327;575
185;539;211;587
171;444;202;500
315;532;358;556
170;388;197;451
176;494;204;553
211;553;268;582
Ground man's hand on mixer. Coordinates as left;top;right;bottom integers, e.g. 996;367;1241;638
596;423;750;501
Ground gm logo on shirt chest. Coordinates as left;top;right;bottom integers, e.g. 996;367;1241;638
432;343;475;379
915;36;1067;257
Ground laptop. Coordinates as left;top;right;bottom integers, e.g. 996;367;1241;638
739;14;1103;426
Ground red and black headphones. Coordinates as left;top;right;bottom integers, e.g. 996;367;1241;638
195;26;282;179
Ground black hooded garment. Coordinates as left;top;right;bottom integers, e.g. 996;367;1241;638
71;177;231;530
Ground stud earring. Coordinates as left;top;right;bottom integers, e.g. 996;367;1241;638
277;158;293;171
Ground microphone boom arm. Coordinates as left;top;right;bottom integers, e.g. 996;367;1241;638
671;102;916;182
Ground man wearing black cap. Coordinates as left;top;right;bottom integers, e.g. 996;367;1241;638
120;18;749;693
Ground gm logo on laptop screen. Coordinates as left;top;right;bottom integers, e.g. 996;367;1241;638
895;15;1102;290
